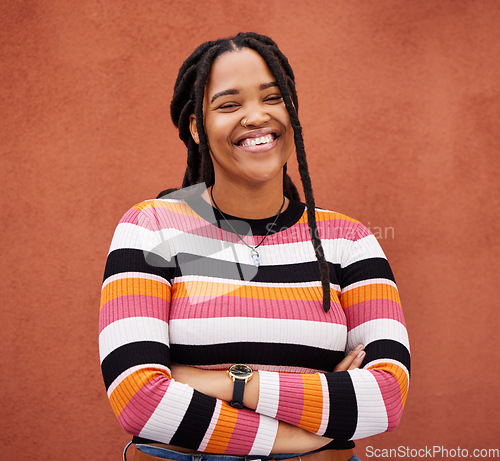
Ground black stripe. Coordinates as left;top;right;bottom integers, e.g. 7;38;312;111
169;390;217;449
342;257;395;288
103;248;174;282
363;339;411;374
170;253;343;285
103;248;345;285
171;343;345;372
185;196;306;236
324;371;358;439
101;341;170;389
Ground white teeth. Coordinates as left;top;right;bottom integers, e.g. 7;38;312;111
240;134;274;147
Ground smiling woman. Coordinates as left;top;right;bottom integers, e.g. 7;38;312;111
99;32;410;461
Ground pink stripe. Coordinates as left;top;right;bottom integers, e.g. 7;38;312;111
371;369;403;431
118;204;207;230
225;409;260;455
344;299;405;330
117;375;170;435
263;219;363;244
99;295;169;332
170;296;346;324
119;205;364;243
276;373;304;426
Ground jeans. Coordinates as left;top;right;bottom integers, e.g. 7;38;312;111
125;443;362;461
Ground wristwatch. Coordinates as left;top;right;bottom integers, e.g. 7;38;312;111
227;364;254;409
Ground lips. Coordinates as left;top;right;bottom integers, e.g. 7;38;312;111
234;128;280;152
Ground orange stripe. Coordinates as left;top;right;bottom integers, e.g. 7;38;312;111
316;211;359;223
204;402;239;453
341;283;401;309
299;373;323;433
368;362;409;406
132;200;201;220
297;210;359;224
109;367;170;416
173;281;337;303
100;277;171;308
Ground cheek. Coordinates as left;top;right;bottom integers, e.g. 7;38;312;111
205;118;235;147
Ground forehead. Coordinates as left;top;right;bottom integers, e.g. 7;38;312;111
206;48;275;97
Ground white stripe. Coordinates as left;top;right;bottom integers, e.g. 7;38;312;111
347;319;410;351
342;234;387;267
106;363;170;397
121;223;357;267
349;368;388;438
110;217;365;268
342;278;397;292
250;415;279;455
256;370;280;418
169;318;347;350
109;222;161;253
318;373;330;435
198;399;222;451
99;317;169;362
139;381;194;443
102;271;171;288
258;239;352;266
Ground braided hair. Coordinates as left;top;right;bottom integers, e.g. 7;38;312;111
159;32;331;312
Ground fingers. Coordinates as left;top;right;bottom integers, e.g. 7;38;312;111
334;344;365;372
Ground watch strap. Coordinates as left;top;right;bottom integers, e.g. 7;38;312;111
230;378;245;409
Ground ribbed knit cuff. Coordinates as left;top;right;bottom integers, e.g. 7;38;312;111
256;370;280;419
250;414;279;455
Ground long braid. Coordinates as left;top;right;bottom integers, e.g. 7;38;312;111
159;32;331;312
194;47;220;186
243;36;331;312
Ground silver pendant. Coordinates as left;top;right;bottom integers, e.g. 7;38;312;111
250;249;260;267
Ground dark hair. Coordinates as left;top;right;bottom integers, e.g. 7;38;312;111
159;32;331;312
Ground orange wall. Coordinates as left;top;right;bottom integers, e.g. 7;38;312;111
1;1;499;459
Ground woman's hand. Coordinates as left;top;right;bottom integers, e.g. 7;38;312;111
334;344;365;372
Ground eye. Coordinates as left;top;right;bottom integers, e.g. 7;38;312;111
264;94;283;104
216;102;240;112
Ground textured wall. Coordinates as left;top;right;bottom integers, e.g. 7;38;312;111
1;1;499;459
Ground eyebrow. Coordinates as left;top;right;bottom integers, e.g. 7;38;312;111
210;82;279;103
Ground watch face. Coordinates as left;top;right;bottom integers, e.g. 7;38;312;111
229;364;253;379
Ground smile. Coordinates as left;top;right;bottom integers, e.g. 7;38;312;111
238;133;276;147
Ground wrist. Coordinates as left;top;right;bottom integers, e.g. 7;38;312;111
227;364;254;408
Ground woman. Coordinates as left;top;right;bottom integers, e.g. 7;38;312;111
99;32;410;461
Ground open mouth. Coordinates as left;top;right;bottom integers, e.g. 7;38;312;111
237;133;278;148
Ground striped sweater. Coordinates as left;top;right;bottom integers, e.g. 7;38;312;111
99;193;410;455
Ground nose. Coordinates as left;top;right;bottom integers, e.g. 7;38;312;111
241;104;271;128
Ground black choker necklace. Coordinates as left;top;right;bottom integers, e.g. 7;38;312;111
209;187;286;267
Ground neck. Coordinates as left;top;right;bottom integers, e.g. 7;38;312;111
205;181;287;219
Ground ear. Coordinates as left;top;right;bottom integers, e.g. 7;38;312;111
189;114;200;144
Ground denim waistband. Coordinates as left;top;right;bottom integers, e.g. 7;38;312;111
130;443;308;461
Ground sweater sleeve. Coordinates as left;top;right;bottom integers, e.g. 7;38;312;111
99;203;278;455
255;222;410;440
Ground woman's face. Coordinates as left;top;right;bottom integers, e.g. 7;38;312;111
190;48;295;190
